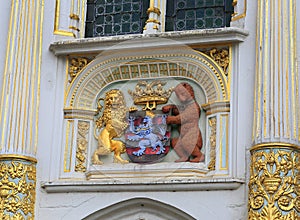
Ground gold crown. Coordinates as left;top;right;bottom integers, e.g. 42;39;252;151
128;80;173;110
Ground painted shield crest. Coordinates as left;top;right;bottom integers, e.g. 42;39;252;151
125;110;170;163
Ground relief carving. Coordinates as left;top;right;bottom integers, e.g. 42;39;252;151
92;89;129;165
0;160;36;219
207;117;217;170
162;82;204;163
75;121;90;172
204;48;230;74
68;57;93;83
91;80;206;165
248;147;300;219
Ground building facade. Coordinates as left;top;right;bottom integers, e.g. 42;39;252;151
0;0;299;219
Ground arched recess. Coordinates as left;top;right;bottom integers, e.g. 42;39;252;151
60;44;231;177
82;197;196;220
65;45;229;110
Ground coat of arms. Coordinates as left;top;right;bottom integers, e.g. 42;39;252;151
126;81;173;163
92;80;205;165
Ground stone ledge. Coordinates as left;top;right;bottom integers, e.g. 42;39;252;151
49;27;249;55
41;178;245;193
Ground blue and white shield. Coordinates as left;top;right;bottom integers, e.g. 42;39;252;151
125;110;170;163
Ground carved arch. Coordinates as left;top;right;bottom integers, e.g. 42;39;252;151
61;44;231;174
82;197;196;220
65;45;229;110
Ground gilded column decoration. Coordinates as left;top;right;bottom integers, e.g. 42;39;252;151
208;117;217;170
250;0;299;218
248;144;300;219
0;156;36;219
75;121;90;172
0;0;44;218
252;0;299;144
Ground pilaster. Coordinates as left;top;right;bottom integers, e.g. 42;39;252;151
143;0;161;34
249;0;300;218
0;0;44;218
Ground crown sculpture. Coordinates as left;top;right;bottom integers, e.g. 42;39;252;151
128;80;173;111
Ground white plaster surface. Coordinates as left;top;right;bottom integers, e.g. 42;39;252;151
0;0;274;219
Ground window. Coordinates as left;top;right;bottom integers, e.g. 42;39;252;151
85;0;234;38
165;0;233;31
85;0;149;37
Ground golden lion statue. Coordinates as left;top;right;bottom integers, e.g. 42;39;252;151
92;89;129;164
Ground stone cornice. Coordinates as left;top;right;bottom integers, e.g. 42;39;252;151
41;178;245;193
49;27;249;55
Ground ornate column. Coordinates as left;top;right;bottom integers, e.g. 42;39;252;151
0;0;44;219
249;0;300;219
143;0;161;34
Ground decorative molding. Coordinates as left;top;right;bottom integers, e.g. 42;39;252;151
54;0;86;38
248;144;300;219
208;117;217;170
0;157;36;219
49;28;249;55
201;100;230;116
63;108;97;120
66;49;229;109
68;56;92;83
41;178;244;193
75;121;90;172
231;0;247;22
204;48;230;75
0;155;37;163
83;198;195;220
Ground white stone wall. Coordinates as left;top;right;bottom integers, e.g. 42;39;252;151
3;0;295;219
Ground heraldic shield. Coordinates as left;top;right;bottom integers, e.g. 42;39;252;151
125;110;171;163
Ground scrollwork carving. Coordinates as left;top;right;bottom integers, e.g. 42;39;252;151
0;159;36;219
248;146;300;219
207;117;216;170
75;121;90;172
68;57;90;83
205;48;230;74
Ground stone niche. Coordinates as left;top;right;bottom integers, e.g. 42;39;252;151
60;43;232;186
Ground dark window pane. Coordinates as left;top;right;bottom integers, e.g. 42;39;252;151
115;4;122;12
114;14;121;23
123;3;131;12
85;0;149;37
105;5;113;13
186;0;195;8
166;0;233;31
95;15;104;24
186;20;195;30
105;25;112;33
122;23;130;32
214;18;223;27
